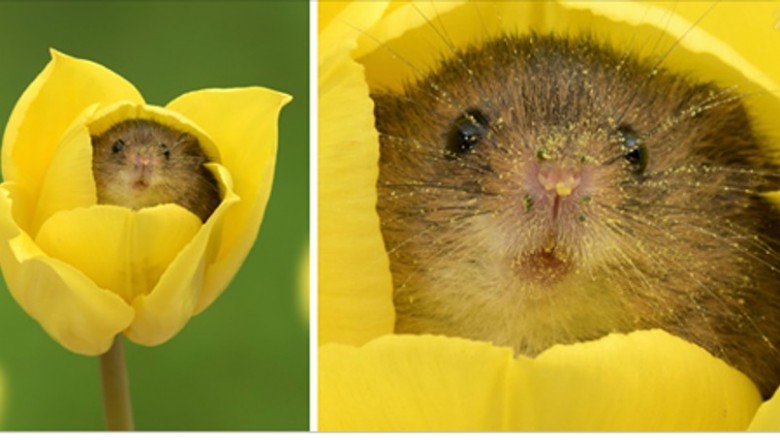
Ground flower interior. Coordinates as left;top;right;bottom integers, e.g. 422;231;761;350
91;118;221;222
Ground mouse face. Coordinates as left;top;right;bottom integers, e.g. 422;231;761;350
92;119;221;222
374;34;780;396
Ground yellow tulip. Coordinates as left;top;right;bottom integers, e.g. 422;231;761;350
318;0;780;430
0;50;291;355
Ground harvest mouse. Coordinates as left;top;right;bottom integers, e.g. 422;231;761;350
374;33;780;397
91;119;221;222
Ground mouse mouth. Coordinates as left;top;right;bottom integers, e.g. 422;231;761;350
515;248;571;285
132;179;149;191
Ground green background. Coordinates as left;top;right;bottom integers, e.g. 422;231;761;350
0;1;309;431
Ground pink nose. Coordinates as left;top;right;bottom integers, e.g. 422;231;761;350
537;163;581;196
134;154;152;168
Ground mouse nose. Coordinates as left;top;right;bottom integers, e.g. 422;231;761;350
537;163;581;196
134;153;153;168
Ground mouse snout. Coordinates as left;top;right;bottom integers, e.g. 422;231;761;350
128;149;157;190
131;149;156;172
536;163;581;197
134;155;151;167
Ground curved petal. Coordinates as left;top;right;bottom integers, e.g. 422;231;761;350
513;330;760;430
0;186;134;355
320;330;761;431
35;204;202;304
2;50;144;184
165;87;291;313
318;1;348;30
686;1;780;105
125;163;239;346
352;0;464;61
320;334;512;430
318;1;396;346
27;104;100;236
748;386;780;430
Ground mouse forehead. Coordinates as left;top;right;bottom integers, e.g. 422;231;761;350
87;102;223;163
106;120;180;145
421;36;707;138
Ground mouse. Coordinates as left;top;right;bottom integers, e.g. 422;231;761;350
91;119;221;223
373;33;780;398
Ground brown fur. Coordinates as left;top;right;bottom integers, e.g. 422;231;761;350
374;34;780;397
91;119;220;222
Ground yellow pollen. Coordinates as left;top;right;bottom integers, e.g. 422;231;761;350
554;177;577;196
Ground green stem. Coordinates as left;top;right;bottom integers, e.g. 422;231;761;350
99;336;134;431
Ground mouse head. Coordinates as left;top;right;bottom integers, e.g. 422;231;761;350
91;119;209;210
375;34;779;301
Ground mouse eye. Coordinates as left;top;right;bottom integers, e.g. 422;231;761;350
160;143;170;160
445;109;489;158
616;125;647;173
112;139;125;154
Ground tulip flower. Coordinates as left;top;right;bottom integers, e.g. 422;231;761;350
1;49;290;355
318;0;780;430
1;50;290;429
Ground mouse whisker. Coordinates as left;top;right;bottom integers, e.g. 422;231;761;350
603;201;780;361
614;2;718;124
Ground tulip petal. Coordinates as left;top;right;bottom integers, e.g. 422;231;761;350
748;386;780;431
1;50;144;186
0;186;134;355
35;204;202;304
318;1;397;346
352;0;464;61
165;88;291;313
28;105;100;236
510;330;761;430
320;330;762;431
126;163;239;345
320;334;511;430
318;1;349;30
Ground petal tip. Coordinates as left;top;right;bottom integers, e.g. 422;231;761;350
246;86;293;106
48;48;73;63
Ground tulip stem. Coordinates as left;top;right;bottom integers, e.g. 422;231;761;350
99;336;135;431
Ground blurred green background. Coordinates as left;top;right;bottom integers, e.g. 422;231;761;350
0;1;309;431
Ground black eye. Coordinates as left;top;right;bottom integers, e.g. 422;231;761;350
161;143;170;160
616;124;647;173
445;109;489;158
112;139;125;154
